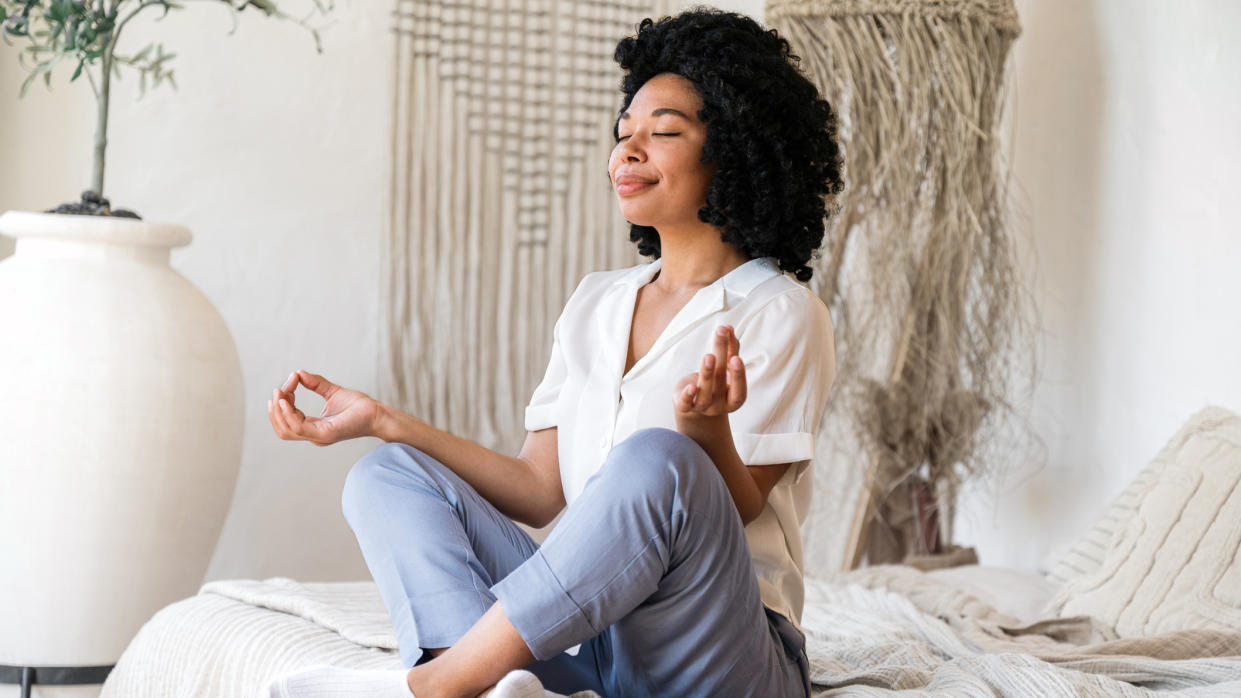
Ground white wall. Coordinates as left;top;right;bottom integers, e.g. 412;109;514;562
0;0;391;584
954;0;1241;571
1;0;1237;595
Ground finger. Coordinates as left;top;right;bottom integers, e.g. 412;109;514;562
725;329;740;387
271;389;294;437
298;370;337;399
674;382;697;412
279;398;316;441
273;381;297;409
713;326;729;392
285;404;333;446
726;354;748;411
696;353;716;407
281;370;300;393
267;398;285;437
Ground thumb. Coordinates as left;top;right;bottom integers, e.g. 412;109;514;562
297;370;337;399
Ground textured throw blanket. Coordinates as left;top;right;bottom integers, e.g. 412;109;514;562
101;566;1241;697
804;566;1241;696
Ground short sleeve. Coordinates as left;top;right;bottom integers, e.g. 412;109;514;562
524;315;566;431
730;290;836;481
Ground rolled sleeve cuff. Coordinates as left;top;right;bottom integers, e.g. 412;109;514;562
733;431;813;465
734;431;815;484
524;404;557;432
491;550;597;661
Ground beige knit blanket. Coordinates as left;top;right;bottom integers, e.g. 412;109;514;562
101;567;1241;697
809;566;1241;696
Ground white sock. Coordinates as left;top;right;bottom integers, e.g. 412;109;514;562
491;670;549;698
491;670;583;698
264;664;414;698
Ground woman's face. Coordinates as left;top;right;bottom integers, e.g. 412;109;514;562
608;73;714;230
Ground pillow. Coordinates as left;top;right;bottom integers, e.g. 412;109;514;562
1045;463;1160;587
1045;405;1241;637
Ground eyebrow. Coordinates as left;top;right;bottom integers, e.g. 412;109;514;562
618;107;691;121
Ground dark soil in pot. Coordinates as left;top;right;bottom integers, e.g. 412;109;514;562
45;190;141;219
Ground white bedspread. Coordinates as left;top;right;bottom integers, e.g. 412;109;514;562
100;566;1241;697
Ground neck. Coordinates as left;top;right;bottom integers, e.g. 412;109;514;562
650;221;750;295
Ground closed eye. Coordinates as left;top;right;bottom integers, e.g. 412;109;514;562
615;132;681;143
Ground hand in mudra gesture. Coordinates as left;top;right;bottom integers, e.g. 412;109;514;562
268;370;381;446
674;325;747;419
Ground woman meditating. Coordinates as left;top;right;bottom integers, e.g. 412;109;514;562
264;8;841;697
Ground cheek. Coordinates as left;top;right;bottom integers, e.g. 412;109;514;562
674;150;713;197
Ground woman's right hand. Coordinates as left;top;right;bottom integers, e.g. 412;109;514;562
268;370;383;446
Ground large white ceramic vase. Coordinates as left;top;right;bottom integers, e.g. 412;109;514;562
0;210;244;671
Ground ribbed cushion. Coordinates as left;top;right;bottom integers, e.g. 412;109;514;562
1046;465;1159;586
1046;405;1241;637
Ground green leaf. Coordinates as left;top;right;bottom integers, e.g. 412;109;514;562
19;70;38;98
71;58;84;81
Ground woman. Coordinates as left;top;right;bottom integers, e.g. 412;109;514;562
266;8;842;697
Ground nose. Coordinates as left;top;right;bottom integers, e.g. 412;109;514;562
616;135;646;164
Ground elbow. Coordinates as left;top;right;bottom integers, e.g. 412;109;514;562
526;510;560;530
527;493;566;529
738;501;764;527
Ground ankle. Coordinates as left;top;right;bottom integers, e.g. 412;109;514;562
406;663;455;698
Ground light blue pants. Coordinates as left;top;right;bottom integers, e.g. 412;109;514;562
342;427;810;697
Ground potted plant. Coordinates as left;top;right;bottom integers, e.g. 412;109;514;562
0;0;332;691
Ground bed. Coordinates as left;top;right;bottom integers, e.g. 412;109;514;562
99;406;1241;696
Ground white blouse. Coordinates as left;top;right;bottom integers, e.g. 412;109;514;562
524;255;836;628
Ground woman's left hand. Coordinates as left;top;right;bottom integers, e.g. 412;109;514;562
674;325;747;418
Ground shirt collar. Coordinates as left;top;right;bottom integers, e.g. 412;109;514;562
620;256;781;308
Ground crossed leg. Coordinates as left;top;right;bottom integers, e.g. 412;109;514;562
340;428;806;697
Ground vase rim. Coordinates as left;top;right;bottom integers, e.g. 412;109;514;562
0;210;193;248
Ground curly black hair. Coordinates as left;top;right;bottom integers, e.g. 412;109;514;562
613;8;843;282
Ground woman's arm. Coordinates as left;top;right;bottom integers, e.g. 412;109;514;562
674;413;789;525
673;326;792;525
373;407;566;528
677;413;789;524
268;369;565;528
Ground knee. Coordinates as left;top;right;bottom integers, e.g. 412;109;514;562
604;427;713;494
613;427;702;462
341;442;429;524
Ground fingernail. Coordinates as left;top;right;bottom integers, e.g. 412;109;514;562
731;356;742;369
705;354;715;368
717;326;727;336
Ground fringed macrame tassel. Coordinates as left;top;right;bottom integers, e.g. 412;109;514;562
384;0;663;454
767;0;1037;571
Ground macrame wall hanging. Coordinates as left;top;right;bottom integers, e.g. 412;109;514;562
767;0;1037;572
384;0;672;452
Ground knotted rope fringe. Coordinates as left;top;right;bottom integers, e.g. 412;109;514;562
767;0;1037;571
383;0;669;451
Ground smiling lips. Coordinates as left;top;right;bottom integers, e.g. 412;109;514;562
614;174;656;196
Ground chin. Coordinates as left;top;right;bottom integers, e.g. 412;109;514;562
616;203;663;228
